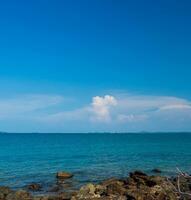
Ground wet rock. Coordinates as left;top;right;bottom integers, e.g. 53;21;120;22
48;185;60;193
129;171;147;178
128;171;150;187
56;172;73;180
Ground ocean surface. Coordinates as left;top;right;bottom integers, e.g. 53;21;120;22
0;133;191;191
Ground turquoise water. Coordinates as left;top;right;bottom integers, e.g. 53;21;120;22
0;133;191;190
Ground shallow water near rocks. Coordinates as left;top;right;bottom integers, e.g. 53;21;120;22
0;133;191;192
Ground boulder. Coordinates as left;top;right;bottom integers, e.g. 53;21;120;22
71;183;102;199
56;172;73;179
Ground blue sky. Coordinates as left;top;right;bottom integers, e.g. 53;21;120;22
0;0;191;132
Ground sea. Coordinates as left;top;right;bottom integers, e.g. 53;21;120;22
0;133;191;191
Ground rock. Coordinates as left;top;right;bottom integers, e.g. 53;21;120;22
128;171;150;187
101;178;124;187
59;191;76;200
6;190;32;200
106;182;127;196
95;185;106;196
27;183;42;191
151;168;162;173
56;172;73;179
129;171;147;178
72;183;102;199
33;195;61;200
0;186;12;199
48;185;60;193
68;170;181;199
80;183;96;195
0;170;182;200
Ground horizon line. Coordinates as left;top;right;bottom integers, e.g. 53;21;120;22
1;131;191;134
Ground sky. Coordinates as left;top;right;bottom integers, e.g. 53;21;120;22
0;0;191;132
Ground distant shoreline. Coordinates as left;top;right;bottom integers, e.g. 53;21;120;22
1;131;191;134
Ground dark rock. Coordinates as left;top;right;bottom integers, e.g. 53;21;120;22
129;171;147;178
145;179;157;187
128;171;150;188
151;168;162;173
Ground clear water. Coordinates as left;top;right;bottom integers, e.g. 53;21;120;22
0;133;191;190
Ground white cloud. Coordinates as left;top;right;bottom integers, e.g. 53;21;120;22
40;107;90;123
90;95;117;122
159;104;191;111
0;94;64;120
117;114;148;123
116;95;190;111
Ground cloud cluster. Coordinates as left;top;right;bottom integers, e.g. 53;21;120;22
91;95;117;122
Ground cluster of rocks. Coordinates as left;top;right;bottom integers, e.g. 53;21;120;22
71;171;179;200
0;170;190;200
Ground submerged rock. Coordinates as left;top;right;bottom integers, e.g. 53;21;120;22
48;185;60;193
27;183;42;192
151;168;162;173
129;170;147;178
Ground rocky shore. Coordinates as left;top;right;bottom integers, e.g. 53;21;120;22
0;170;191;200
